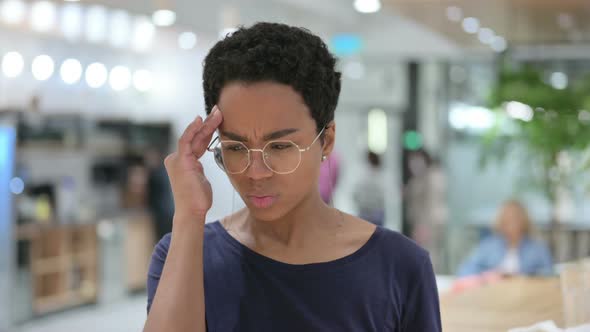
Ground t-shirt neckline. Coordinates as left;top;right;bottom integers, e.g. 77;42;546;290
211;220;382;272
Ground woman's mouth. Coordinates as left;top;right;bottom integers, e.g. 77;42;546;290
248;195;277;209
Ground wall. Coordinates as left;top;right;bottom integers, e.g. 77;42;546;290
0;120;16;332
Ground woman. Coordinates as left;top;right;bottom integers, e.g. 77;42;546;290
458;200;554;277
353;151;385;226
144;22;441;332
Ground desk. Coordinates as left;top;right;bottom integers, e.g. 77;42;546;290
440;277;564;332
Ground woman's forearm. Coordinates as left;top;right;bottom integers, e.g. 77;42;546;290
144;215;206;332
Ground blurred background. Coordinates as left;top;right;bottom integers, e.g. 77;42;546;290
1;0;590;331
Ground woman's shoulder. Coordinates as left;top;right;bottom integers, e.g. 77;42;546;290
343;214;427;260
522;236;550;251
477;234;506;248
369;227;436;289
370;226;432;274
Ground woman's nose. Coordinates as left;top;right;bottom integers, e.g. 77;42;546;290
246;150;273;179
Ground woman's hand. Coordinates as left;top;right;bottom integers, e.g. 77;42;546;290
164;106;223;223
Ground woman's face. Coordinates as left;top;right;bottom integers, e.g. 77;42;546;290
217;81;335;222
498;204;527;242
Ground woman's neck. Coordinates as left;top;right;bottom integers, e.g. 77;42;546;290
245;190;341;249
506;236;523;249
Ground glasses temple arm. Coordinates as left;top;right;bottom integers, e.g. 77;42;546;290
207;136;219;151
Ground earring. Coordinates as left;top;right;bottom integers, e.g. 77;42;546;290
322;155;327;161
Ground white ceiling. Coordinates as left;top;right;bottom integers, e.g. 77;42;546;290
76;0;463;59
384;0;590;46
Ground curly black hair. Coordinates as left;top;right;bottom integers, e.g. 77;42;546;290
202;22;341;133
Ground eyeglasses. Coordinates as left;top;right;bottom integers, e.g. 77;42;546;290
207;127;325;175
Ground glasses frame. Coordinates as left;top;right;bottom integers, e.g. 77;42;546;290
207;127;326;175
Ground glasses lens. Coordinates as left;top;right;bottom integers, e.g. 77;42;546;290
212;145;226;171
263;141;301;174
219;141;249;174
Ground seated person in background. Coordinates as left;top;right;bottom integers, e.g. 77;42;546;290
457;200;554;277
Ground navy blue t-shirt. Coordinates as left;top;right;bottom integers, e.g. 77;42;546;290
147;221;441;331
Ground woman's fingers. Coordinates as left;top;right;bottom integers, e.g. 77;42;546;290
178;116;203;156
177;105;223;160
191;106;223;157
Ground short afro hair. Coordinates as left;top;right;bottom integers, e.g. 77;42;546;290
202;22;341;133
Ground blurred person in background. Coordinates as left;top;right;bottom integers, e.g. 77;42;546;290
318;149;341;205
353;151;385;226
457;199;554;277
145;146;175;243
144;22;441;332
405;149;447;271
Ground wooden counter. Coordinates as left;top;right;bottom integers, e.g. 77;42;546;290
441;277;564;332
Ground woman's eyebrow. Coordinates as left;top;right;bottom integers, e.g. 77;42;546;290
263;128;299;140
220;128;299;142
219;131;247;142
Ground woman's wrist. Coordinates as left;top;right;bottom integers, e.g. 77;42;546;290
172;213;207;234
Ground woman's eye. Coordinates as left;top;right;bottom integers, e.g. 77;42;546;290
225;144;245;152
271;143;292;150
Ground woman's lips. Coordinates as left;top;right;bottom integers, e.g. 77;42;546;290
248;195;277;209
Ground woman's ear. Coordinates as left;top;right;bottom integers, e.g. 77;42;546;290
322;121;336;157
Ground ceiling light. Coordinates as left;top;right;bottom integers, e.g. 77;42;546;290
178;31;197;50
478;28;495;44
60;2;82;40
505;101;533;122
109;9;131;47
449;104;495;132
85;5;107;43
10;177;25;195
1;0;26;25
462;17;479;34
2;52;24;78
446;6;462;22
368;108;387;154
60;58;82;84
30;1;56;32
31;55;54;81
85;62;107;88
491;36;507;52
109;66;131;91
152;9;176;27
353;0;381;14
132;16;155;51
550;72;568;90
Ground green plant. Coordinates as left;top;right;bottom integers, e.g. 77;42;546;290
481;64;590;224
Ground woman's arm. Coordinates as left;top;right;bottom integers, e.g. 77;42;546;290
143;215;206;332
457;240;490;277
144;107;222;331
532;241;555;276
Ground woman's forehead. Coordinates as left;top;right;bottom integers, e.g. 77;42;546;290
218;82;315;132
219;82;307;114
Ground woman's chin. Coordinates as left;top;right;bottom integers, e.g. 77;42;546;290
247;207;281;222
245;202;290;222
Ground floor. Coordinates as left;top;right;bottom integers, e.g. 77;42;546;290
12;294;147;332
7;225;148;332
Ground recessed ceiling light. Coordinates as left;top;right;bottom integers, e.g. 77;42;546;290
152;9;176;27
